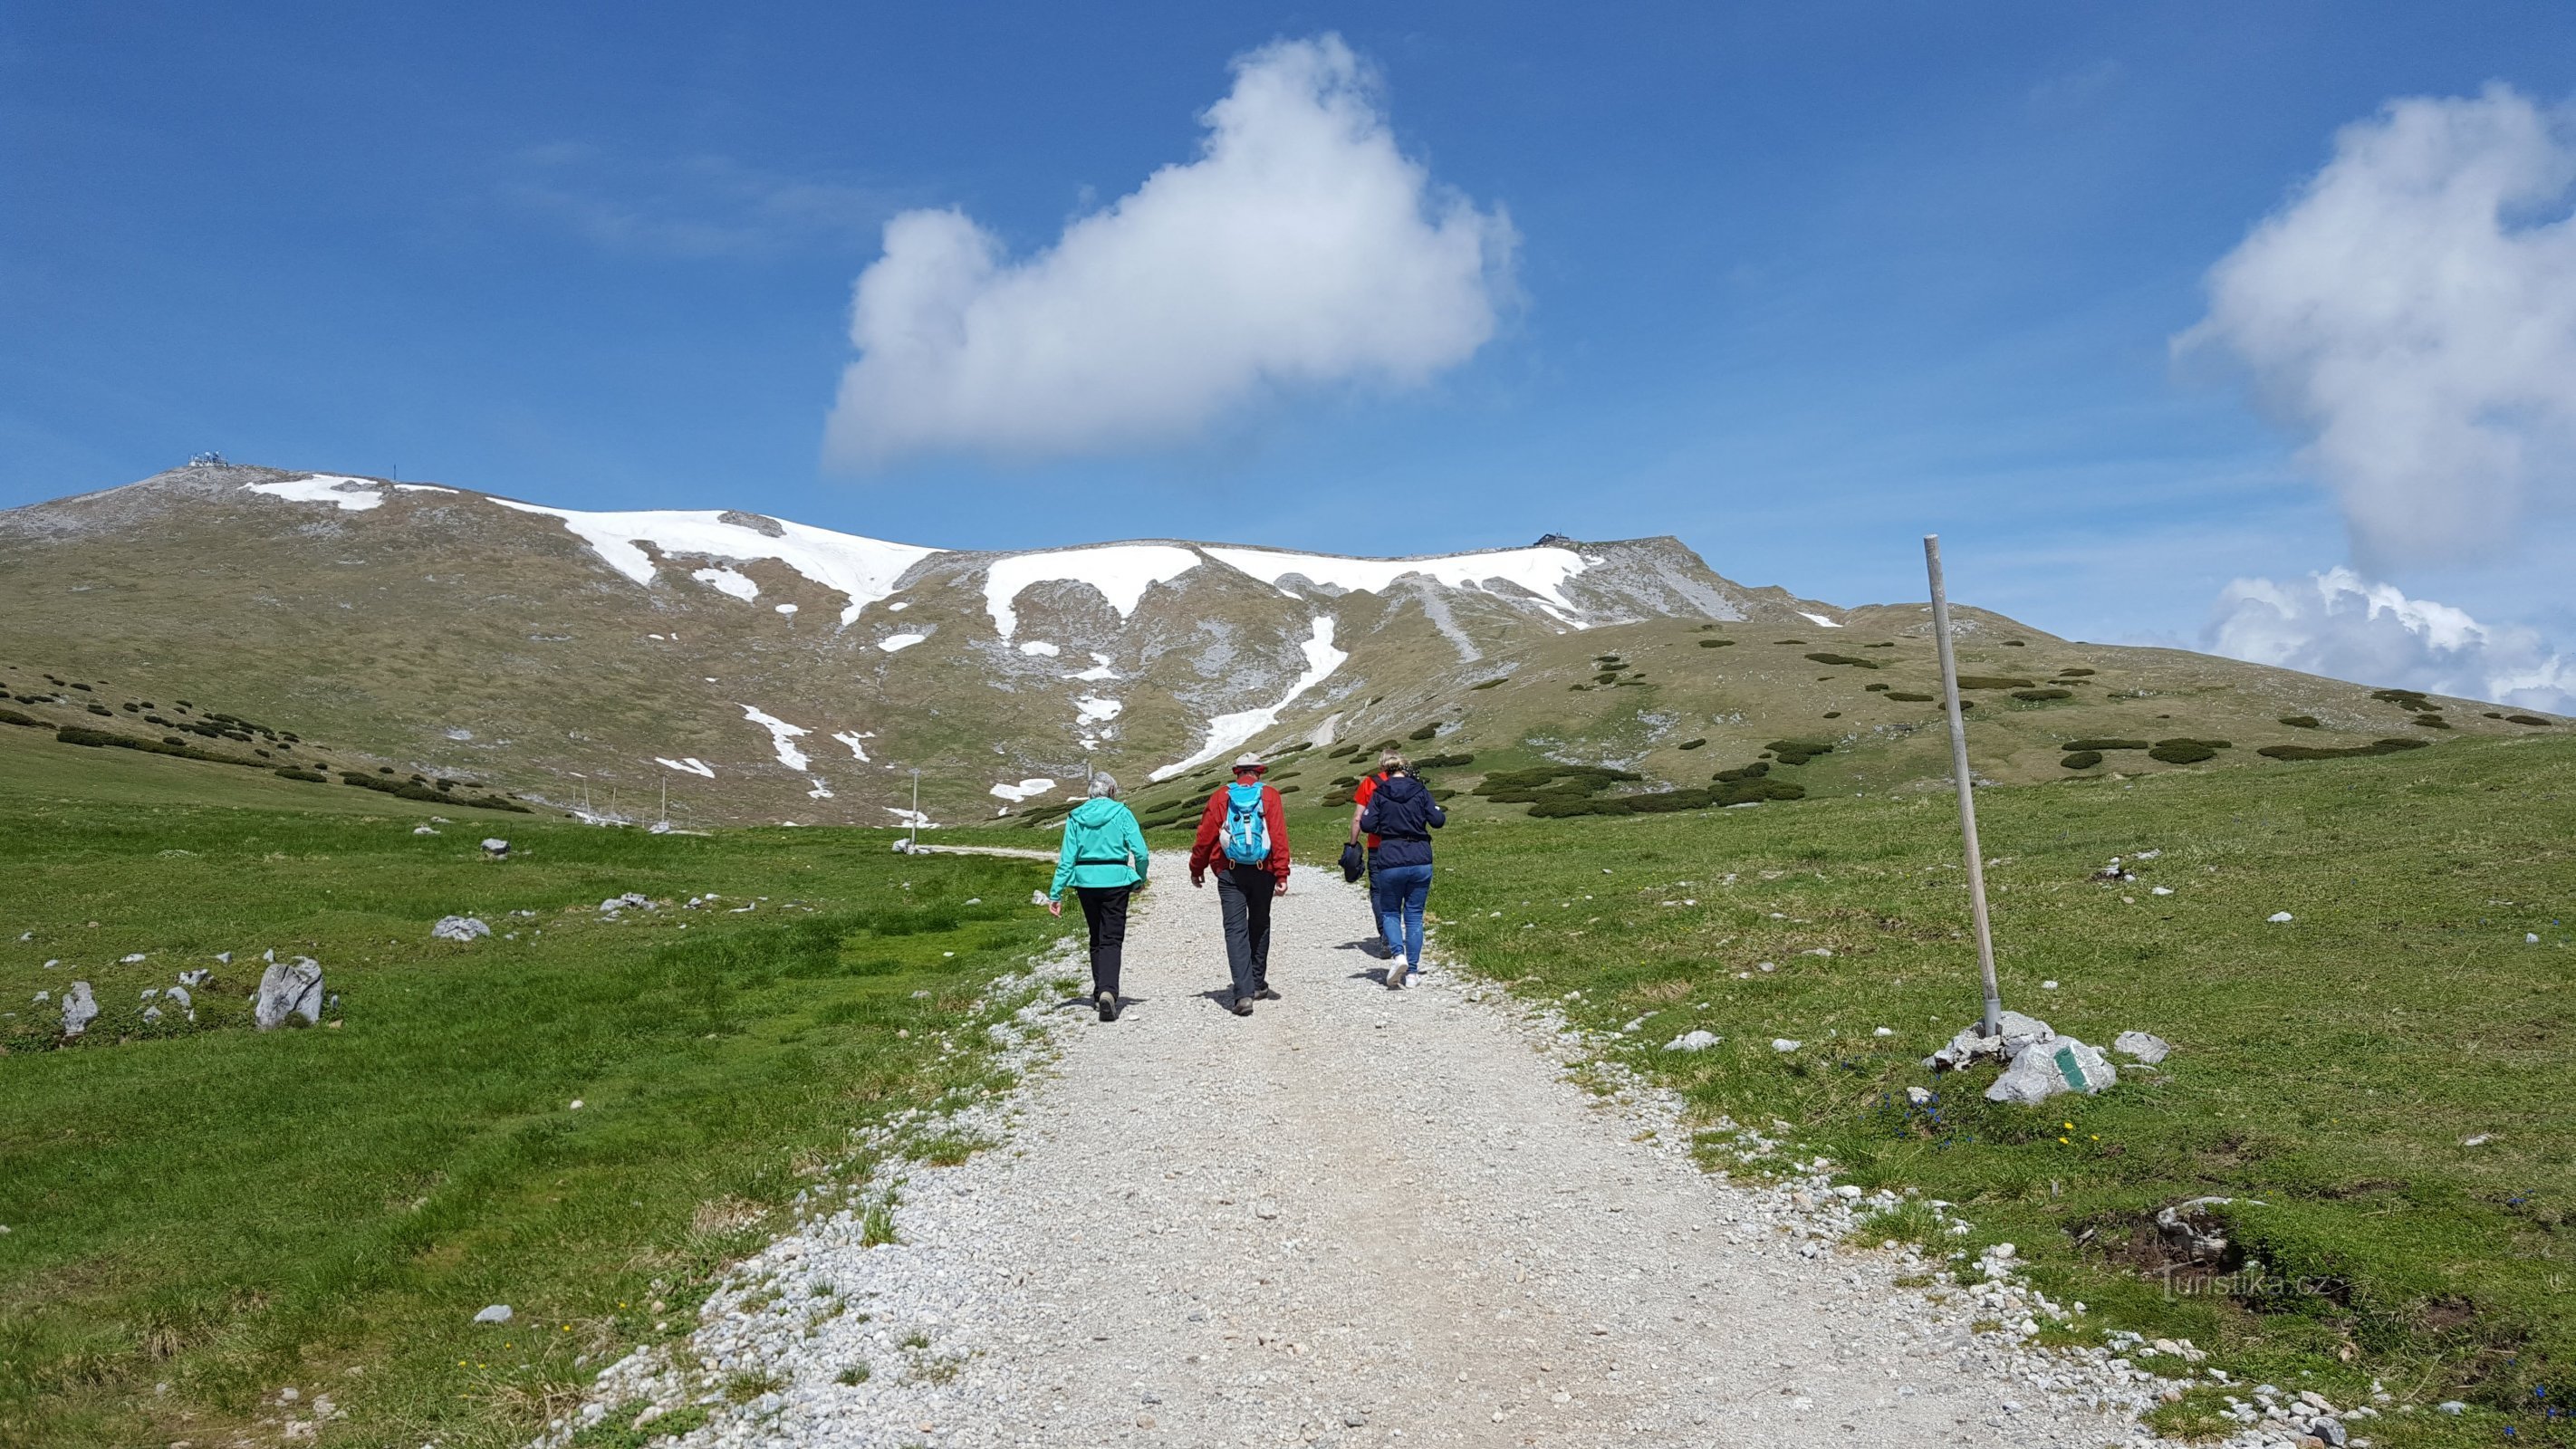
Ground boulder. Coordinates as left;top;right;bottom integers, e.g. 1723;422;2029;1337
255;958;325;1030
480;838;510;859
2113;1030;2170;1065
473;1303;514;1325
2155;1196;2241;1262
167;984;195;1021
1985;1035;2117;1103
1664;1029;1721;1052
61;981;98;1037
431;916;492;943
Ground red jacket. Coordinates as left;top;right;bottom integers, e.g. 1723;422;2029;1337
1189;779;1291;882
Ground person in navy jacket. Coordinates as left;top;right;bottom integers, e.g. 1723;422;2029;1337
1357;752;1445;988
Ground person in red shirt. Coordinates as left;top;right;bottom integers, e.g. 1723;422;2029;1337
1346;760;1396;957
1190;753;1292;1016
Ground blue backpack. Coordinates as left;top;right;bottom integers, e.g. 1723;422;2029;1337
1221;782;1270;864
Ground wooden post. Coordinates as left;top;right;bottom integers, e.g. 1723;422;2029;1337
909;769;921;851
1925;535;2004;1037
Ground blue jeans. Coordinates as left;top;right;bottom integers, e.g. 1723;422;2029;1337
1372;862;1434;969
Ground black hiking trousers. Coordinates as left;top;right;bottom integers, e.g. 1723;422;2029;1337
1214;864;1275;1003
1074;885;1131;999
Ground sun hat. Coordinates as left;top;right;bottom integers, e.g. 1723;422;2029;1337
1232;753;1265;771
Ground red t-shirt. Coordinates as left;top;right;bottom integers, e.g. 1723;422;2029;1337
1351;772;1389;849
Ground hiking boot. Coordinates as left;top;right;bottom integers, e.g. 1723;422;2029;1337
1255;986;1282;1002
1097;991;1119;1022
1231;997;1255;1017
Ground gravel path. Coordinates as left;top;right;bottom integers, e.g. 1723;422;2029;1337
576;855;2179;1448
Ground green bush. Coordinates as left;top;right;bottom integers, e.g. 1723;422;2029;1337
2412;715;2453;730
1765;739;1835;765
2507;714;2553;726
1676;738;1706;751
1697;638;1735;648
2371;688;2432;707
2061;751;2104;770
86;703;113;716
1713;762;1772;782
274;768;328;783
1954;676;2034;690
1885;692;1934;702
1864;683;1890;693
2257;738;2432;762
2061;738;2149;752
1407;724;1440;741
1863;641;1896;648
0;707;41;728
2055;667;2096;677
2278;715;2321;729
2148;741;2217;764
1412;753;1475;770
1469;677;1506;690
1802;653;1880;669
1714;776;1804;805
1591;671;1620;684
2011;689;2073;702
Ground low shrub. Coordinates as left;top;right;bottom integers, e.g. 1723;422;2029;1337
1884;691;1935;702
2002;639;2026;647
1713;762;1772;782
1592;671;1620;684
1411;753;1475;770
2061;751;2104;770
2061;738;2149;752
2257;738;2431;762
1469;677;1506;690
2507;714;2553;726
1802;653;1880;669
1864;641;1896;648
1715;776;1805;805
1697;638;1736;648
2010;689;2073;702
1765;739;1835;765
1676;738;1706;751
2371;688;2432;707
0;707;41;728
2148;741;2217;764
2412;715;2453;730
2054;667;2095;676
1953;676;2034;690
2278;715;2321;729
85;703;112;716
274;768;328;783
1864;683;1890;693
1407;724;1440;741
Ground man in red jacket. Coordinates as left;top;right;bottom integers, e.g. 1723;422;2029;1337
1190;753;1291;1016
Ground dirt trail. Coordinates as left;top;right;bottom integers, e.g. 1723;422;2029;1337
611;856;2146;1447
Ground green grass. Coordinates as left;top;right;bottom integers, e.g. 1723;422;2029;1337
1411;733;2575;1442
0;768;1072;1448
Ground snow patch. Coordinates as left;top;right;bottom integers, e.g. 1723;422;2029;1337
878;633;927;653
988;778;1060;802
392;483;454;494
885;808;938;830
1796;610;1843;629
1151;616;1347;780
485;498;939;627
690;566;760;602
244;475;384;512
1204;544;1591;626
1070;653;1120;681
830;730;873;762
806;779;835;800
774;602;798;615
983;544;1202;639
1018;640;1062;657
656;756;716;778
739;706;811;771
1075;696;1123;724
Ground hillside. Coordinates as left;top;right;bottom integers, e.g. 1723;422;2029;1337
1;461;2560;827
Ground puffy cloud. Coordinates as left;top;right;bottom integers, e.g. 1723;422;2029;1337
2180;85;2576;566
2207;568;2574;713
822;35;1514;466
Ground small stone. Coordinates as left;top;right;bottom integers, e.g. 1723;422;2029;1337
431;916;491;943
569;1099;584;1110
481;838;510;858
2113;1030;2171;1065
2040;980;2058;990
2461;1133;2492;1147
2267;911;2293;924
1905;1086;1933;1106
473;1304;513;1324
1664;1030;1721;1052
1771;1038;1801;1052
2436;1401;2465;1415
1873;1026;1893;1036
61;981;98;1037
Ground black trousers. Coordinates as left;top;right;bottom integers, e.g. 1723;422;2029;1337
1214;864;1275;1001
1074;886;1131;997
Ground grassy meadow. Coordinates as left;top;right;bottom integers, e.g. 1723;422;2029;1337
0;734;1077;1449
1403;732;2573;1443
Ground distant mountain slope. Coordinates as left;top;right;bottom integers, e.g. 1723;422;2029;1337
0;462;2557;826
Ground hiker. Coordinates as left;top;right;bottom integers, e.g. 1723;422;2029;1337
1345;758;1396;955
1357;752;1444;988
1188;753;1290;1016
1048;773;1149;1022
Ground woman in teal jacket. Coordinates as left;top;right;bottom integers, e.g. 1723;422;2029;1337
1049;773;1149;1022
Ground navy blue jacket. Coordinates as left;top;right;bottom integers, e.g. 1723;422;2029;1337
1358;774;1445;868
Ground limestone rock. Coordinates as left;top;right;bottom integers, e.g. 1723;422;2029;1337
61;981;98;1037
1664;1029;1721;1052
255;958;325;1030
473;1303;514;1324
1985;1035;2117;1103
432;916;493;943
2113;1030;2170;1065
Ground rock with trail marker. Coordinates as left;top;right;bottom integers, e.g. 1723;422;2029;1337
432;916;492;943
1985;1035;2117;1103
2113;1030;2169;1065
61;981;98;1037
254;958;325;1030
1927;1010;2057;1071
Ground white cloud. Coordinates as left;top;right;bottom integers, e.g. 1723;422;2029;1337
2207;568;2574;713
2180;85;2576;566
822;34;1514;465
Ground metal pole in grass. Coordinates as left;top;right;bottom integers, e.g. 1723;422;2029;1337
909;769;921;852
1925;534;2004;1037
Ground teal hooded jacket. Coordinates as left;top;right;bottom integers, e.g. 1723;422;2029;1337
1050;795;1149;897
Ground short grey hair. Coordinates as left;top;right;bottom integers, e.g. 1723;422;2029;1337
1087;773;1119;798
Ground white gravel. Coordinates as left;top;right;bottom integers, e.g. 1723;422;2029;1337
554;855;2231;1448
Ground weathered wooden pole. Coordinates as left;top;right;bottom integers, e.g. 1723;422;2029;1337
1925;534;2004;1037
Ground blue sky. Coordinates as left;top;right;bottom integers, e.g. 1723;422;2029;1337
5;3;2572;702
